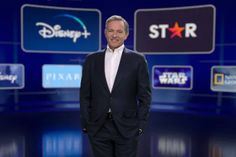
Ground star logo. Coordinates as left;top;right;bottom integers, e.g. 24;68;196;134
168;22;185;39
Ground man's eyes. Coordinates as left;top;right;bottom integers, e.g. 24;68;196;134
108;30;123;33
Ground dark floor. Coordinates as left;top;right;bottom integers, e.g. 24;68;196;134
0;110;235;157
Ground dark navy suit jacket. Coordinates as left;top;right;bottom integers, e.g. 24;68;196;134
80;48;151;138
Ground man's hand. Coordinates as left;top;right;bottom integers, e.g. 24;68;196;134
138;129;143;135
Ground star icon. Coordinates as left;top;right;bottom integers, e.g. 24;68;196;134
168;22;185;39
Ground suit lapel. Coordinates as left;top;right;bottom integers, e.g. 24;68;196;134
111;48;128;94
98;50;110;93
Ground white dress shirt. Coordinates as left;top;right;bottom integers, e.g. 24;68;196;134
105;44;124;92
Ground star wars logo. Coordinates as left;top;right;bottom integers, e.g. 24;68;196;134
149;22;197;39
159;72;188;85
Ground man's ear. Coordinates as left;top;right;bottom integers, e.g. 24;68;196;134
124;33;129;40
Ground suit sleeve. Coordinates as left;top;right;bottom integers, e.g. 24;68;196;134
137;55;152;131
80;55;92;130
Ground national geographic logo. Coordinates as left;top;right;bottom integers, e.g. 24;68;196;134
211;66;236;92
213;73;224;85
213;73;236;86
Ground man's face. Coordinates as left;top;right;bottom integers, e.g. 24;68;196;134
105;20;128;50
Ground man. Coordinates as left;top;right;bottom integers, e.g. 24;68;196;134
80;15;151;157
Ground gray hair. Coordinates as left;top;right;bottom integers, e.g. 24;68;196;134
105;15;129;34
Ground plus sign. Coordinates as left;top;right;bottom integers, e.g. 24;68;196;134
82;29;91;38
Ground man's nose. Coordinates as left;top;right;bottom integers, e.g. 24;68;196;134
112;34;117;38
112;32;118;37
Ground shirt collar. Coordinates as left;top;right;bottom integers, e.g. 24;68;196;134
106;44;125;54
